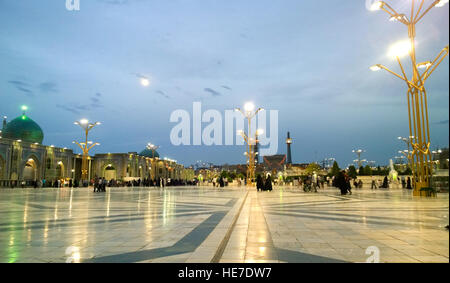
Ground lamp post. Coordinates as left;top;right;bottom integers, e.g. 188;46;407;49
73;119;101;182
236;102;264;186
370;0;449;195
146;143;160;158
431;149;443;171
146;143;159;180
352;149;365;168
398;136;416;180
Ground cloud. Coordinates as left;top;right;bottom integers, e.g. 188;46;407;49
221;85;232;91
8;80;33;96
56;104;80;114
56;93;104;114
156;90;170;99
39;82;58;93
204;88;221;97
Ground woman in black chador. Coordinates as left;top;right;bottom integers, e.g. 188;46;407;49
265;174;273;191
406;177;412;190
382;176;389;189
256;175;264;192
336;171;348;195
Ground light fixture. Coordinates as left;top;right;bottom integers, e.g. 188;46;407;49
370;64;382;71
387;40;412;58
417;61;432;69
436;0;449;8
244;102;255;112
370;1;384;11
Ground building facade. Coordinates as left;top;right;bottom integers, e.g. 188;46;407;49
0;111;190;187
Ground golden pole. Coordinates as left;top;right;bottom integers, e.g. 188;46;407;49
73;120;100;183
236;103;264;187
370;0;449;196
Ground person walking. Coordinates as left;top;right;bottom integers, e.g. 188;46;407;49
382;176;389;189
406;177;412;190
256;175;264;192
336;171;347;195
345;172;352;195
265;174;273;192
371;176;377;190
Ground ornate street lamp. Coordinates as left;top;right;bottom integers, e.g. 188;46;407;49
235;102;264;186
398;136;416;179
370;0;449;195
146;143;160;180
352;149;365;168
73;119;101;182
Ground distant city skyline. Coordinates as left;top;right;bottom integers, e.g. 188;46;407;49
1;0;448;167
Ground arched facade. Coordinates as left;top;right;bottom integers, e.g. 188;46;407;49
0;154;5;180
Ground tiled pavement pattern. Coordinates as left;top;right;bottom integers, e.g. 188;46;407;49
0;186;448;263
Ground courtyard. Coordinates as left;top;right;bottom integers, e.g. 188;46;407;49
0;186;448;263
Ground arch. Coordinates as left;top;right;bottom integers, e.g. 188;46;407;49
22;156;39;181
139;165;144;179
103;163;117;181
56;161;65;179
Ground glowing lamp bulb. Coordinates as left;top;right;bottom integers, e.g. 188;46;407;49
370;1;383;11
244;102;255;112
388;40;412;58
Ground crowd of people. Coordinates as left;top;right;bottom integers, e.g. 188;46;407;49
9;177;197;190
8;172;416;197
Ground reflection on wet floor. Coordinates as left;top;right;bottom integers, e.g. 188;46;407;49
0;186;448;263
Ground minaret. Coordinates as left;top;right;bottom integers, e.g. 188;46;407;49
286;132;293;165
2;116;6;131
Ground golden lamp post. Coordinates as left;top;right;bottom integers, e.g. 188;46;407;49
398;136;416;177
146;143;160;180
73;119;101;182
369;0;449;196
235;102;264;187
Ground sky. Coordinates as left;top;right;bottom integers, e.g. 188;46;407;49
0;0;448;167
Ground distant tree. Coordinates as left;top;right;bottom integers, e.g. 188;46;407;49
401;167;412;176
220;171;229;179
330;161;341;177
348;166;357;179
358;166;365;176
364;165;373;176
305;163;321;175
375;166;382;175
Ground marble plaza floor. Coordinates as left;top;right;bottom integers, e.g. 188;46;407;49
0;186;448;263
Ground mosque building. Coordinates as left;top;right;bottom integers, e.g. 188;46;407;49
0;108;191;187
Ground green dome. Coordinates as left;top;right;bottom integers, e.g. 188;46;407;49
139;148;160;158
2;115;44;144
